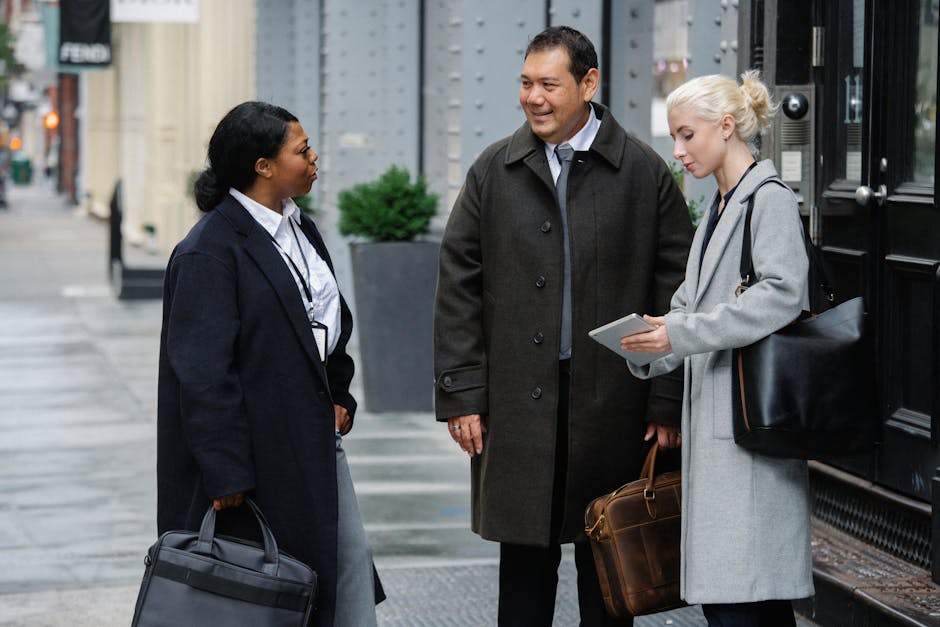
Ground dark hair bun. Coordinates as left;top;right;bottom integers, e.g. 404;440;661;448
193;167;224;213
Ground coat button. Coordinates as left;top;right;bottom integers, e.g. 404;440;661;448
540;221;552;233
533;332;544;344
535;276;546;288
442;375;453;388
531;387;542;400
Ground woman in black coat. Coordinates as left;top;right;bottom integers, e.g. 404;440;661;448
157;101;383;626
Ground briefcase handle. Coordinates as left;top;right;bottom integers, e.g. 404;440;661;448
195;498;281;576
586;443;665;538
611;442;661;502
638;442;659;488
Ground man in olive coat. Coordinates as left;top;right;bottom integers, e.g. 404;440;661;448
434;26;692;625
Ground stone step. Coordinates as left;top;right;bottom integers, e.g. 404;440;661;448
795;519;940;625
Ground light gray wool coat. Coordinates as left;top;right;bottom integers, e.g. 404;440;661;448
631;160;815;604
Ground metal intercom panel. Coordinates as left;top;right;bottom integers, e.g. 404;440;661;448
771;85;815;216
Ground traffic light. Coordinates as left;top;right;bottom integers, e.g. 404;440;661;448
9;135;21;150
44;111;59;130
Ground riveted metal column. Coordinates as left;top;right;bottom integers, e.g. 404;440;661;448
255;0;321;147
607;1;653;142
549;1;603;101
255;0;292;106
683;0;743;204
423;0;456;231
456;2;544;181
549;0;603;100
318;0;421;292
320;0;420;185
688;0;739;80
548;1;602;44
718;0;741;76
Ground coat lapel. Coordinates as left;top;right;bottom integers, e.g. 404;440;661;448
683;218;709;301
506;103;622;212
217;197;330;387
506;124;555;195
691;160;780;308
692;194;746;308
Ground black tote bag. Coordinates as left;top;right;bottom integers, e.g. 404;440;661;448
730;181;878;459
131;499;317;627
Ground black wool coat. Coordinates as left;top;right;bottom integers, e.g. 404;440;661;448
157;195;384;626
434;104;693;545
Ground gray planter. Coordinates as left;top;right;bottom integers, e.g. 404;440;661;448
350;241;439;412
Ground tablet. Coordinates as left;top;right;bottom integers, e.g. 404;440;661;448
588;313;669;366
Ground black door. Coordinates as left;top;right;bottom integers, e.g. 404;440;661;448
815;0;940;500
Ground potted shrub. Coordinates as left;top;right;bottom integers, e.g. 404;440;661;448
338;165;439;412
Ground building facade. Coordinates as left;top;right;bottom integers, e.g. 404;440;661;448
81;0;255;252
256;0;739;297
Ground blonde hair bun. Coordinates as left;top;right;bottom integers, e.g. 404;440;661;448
666;70;778;154
739;69;776;136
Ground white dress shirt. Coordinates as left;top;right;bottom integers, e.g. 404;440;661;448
543;105;602;182
229;188;342;357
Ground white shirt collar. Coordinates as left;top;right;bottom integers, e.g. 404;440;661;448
229;188;301;237
544;104;601;159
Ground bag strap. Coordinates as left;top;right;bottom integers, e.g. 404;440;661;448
195;498;281;576
738;179;835;306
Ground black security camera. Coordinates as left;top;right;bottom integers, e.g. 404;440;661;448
781;92;809;120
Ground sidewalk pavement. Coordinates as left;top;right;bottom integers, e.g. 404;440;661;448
0;182;811;626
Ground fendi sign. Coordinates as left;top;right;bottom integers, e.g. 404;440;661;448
59;0;111;67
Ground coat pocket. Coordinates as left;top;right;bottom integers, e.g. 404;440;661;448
711;356;733;440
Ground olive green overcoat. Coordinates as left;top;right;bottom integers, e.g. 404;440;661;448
434;104;693;544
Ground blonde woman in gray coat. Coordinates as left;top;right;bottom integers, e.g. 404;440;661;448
622;71;813;626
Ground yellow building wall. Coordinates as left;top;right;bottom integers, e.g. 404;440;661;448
83;1;255;254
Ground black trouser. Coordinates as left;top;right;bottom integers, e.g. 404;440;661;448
702;600;797;627
497;360;632;626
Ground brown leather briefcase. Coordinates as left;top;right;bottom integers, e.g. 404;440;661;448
584;442;684;617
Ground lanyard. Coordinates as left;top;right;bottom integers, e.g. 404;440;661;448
266;218;315;315
266;218;330;363
288;219;314;305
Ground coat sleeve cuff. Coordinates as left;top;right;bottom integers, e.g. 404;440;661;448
645;370;683;427
434;365;488;421
201;460;256;501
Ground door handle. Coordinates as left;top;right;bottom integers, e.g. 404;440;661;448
855;184;887;207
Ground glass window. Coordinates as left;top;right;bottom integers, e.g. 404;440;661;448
913;0;937;184
839;0;865;183
651;1;708;223
651;0;689;140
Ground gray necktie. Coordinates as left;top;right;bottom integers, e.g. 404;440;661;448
555;143;574;360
